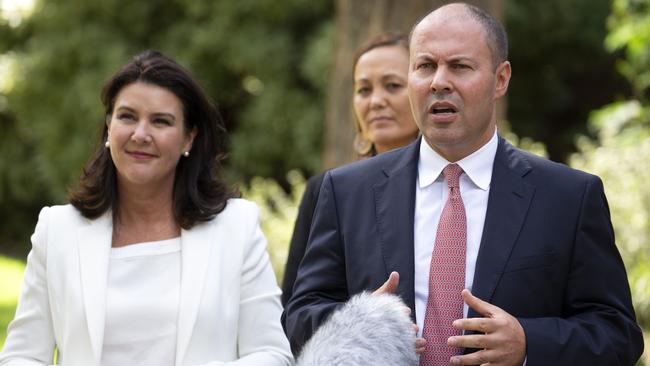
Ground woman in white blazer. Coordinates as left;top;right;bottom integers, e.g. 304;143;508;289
0;51;293;366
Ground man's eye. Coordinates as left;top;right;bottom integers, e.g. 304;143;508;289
417;62;433;70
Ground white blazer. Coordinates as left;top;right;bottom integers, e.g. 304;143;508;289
0;199;294;366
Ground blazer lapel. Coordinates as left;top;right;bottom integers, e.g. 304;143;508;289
175;222;214;366
470;138;535;312
374;139;420;314
78;211;113;364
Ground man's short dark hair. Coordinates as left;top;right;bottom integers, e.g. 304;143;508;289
463;3;508;66
409;2;508;68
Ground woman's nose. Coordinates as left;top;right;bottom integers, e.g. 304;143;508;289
131;120;152;144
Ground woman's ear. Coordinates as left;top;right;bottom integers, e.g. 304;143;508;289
184;126;198;152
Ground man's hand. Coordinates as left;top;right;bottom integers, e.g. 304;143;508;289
372;271;400;295
447;289;526;366
372;271;427;355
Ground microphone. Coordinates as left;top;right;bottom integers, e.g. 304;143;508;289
297;292;418;366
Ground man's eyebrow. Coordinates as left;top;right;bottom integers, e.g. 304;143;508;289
448;56;476;64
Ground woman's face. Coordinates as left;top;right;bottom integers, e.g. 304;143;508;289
353;45;419;154
107;82;196;192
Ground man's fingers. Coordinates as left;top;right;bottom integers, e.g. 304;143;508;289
448;333;494;350
415;337;427;355
452;317;497;333
404;306;412;316
412;323;419;334
461;289;498;317
450;348;497;366
372;271;400;295
383;271;399;293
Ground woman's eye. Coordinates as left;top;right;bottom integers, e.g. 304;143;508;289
117;114;136;121
154;119;172;125
386;83;403;91
356;86;371;95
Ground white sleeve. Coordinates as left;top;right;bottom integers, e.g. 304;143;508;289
0;207;56;366
217;205;293;366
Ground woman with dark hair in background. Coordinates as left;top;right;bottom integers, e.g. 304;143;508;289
0;51;293;366
282;32;419;305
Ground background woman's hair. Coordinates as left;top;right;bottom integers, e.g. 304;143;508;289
68;50;237;229
351;32;409;158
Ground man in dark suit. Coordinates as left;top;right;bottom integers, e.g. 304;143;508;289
283;3;644;365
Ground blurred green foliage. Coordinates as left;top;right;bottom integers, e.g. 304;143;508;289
0;0;632;257
0;0;333;257
241;170;305;282
506;0;631;162
0;255;25;349
605;0;650;100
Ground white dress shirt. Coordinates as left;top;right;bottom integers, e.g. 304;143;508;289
101;237;181;366
414;130;498;336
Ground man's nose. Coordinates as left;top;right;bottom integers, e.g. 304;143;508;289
429;67;452;94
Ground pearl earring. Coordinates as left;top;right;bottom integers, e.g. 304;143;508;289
105;140;110;148
183;151;190;157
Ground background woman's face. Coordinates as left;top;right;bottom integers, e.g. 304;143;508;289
353;45;419;154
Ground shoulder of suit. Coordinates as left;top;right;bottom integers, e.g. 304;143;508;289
223;198;258;214
328;143;414;180
503;139;599;184
39;204;88;225
200;198;259;226
305;172;326;191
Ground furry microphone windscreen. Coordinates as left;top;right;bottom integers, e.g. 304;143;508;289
297;292;419;366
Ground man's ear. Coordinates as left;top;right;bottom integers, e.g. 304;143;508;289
494;61;511;99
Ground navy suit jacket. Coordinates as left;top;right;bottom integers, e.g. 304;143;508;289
281;172;325;306
282;136;644;365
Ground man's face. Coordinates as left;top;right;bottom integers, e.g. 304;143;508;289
407;10;510;162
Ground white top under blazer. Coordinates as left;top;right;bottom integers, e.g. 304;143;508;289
102;238;181;366
0;199;294;366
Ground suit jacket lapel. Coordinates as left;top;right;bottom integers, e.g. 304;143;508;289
470;138;535;313
175;222;213;366
374;139;420;315
78;211;112;364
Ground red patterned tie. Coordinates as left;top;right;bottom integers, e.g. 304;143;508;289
420;164;466;366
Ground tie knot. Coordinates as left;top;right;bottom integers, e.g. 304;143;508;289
442;164;463;189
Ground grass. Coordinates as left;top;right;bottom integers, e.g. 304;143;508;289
0;255;24;350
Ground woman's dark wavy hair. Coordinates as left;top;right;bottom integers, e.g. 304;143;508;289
68;50;237;229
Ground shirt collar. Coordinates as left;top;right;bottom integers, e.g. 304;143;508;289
418;129;498;191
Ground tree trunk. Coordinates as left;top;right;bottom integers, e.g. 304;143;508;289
322;0;504;169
